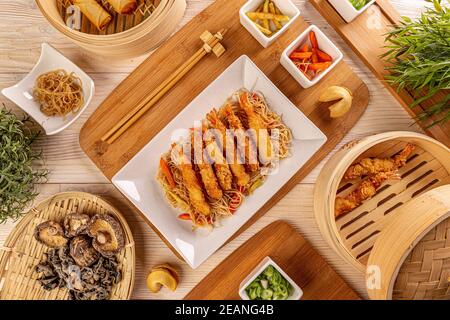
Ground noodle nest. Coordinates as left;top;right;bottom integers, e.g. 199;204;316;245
33;69;84;117
157;89;293;229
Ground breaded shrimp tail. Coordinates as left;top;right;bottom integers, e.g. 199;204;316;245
191;129;223;200
197;163;223;200
344;144;415;180
202;122;234;191
221;104;259;172
172;148;211;216
238;92;273;165
206;109;250;187
335;171;398;218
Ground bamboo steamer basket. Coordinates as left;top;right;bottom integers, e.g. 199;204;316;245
314;131;450;273
35;0;186;59
366;185;450;300
0;192;135;300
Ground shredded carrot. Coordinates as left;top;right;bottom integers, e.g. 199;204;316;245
229;195;241;214
160;158;176;188
179;213;191;220
178;213;191;220
301;69;312;80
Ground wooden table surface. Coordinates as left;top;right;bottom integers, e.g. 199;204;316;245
0;0;425;300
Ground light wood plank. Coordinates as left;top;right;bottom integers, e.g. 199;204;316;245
0;0;430;300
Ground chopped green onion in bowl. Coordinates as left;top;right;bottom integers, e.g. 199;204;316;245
349;0;370;10
245;265;293;300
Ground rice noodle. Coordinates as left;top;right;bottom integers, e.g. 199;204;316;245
33;69;84;118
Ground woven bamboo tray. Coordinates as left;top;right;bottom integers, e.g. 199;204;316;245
314;132;450;273
0;192;135;300
367;185;450;300
35;0;186;58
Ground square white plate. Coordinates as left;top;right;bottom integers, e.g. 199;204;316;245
328;0;376;23
112;55;327;269
1;43;94;135
239;257;303;300
281;25;343;88
239;0;300;48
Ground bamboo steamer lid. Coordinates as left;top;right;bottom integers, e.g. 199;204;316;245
314;132;450;273
35;0;186;59
367;185;450;300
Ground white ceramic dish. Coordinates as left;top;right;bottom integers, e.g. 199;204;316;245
280;25;343;89
239;257;303;300
1;43;94;135
328;0;376;23
112;55;327;269
239;0;300;48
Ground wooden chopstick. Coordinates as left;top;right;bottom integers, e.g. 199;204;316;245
106;51;206;144
102;47;205;142
102;29;226;145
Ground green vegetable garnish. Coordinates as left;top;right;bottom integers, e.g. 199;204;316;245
349;0;370;10
245;265;293;300
248;178;264;194
382;0;450;127
0;107;48;223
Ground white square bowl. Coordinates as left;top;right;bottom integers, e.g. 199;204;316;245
1;43;94;135
239;257;303;300
239;0;300;48
328;0;376;23
280;25;343;88
112;55;327;269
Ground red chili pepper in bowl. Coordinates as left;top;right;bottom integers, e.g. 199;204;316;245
308;62;332;72
311;48;319;64
316;49;332;62
289;52;312;60
299;43;310;52
309;31;318;48
288;30;334;81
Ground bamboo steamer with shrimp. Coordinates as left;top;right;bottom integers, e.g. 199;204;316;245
314;132;450;272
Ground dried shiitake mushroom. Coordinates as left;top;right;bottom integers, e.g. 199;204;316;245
70;235;100;267
87;214;125;257
34;221;68;248
64;213;90;237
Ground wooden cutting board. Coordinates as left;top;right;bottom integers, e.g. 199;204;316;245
185;221;360;300
310;0;450;148
80;0;369;258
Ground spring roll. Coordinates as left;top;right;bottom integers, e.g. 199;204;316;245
71;0;112;31
105;0;138;14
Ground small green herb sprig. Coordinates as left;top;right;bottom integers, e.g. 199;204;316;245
382;0;450;127
0;107;48;223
